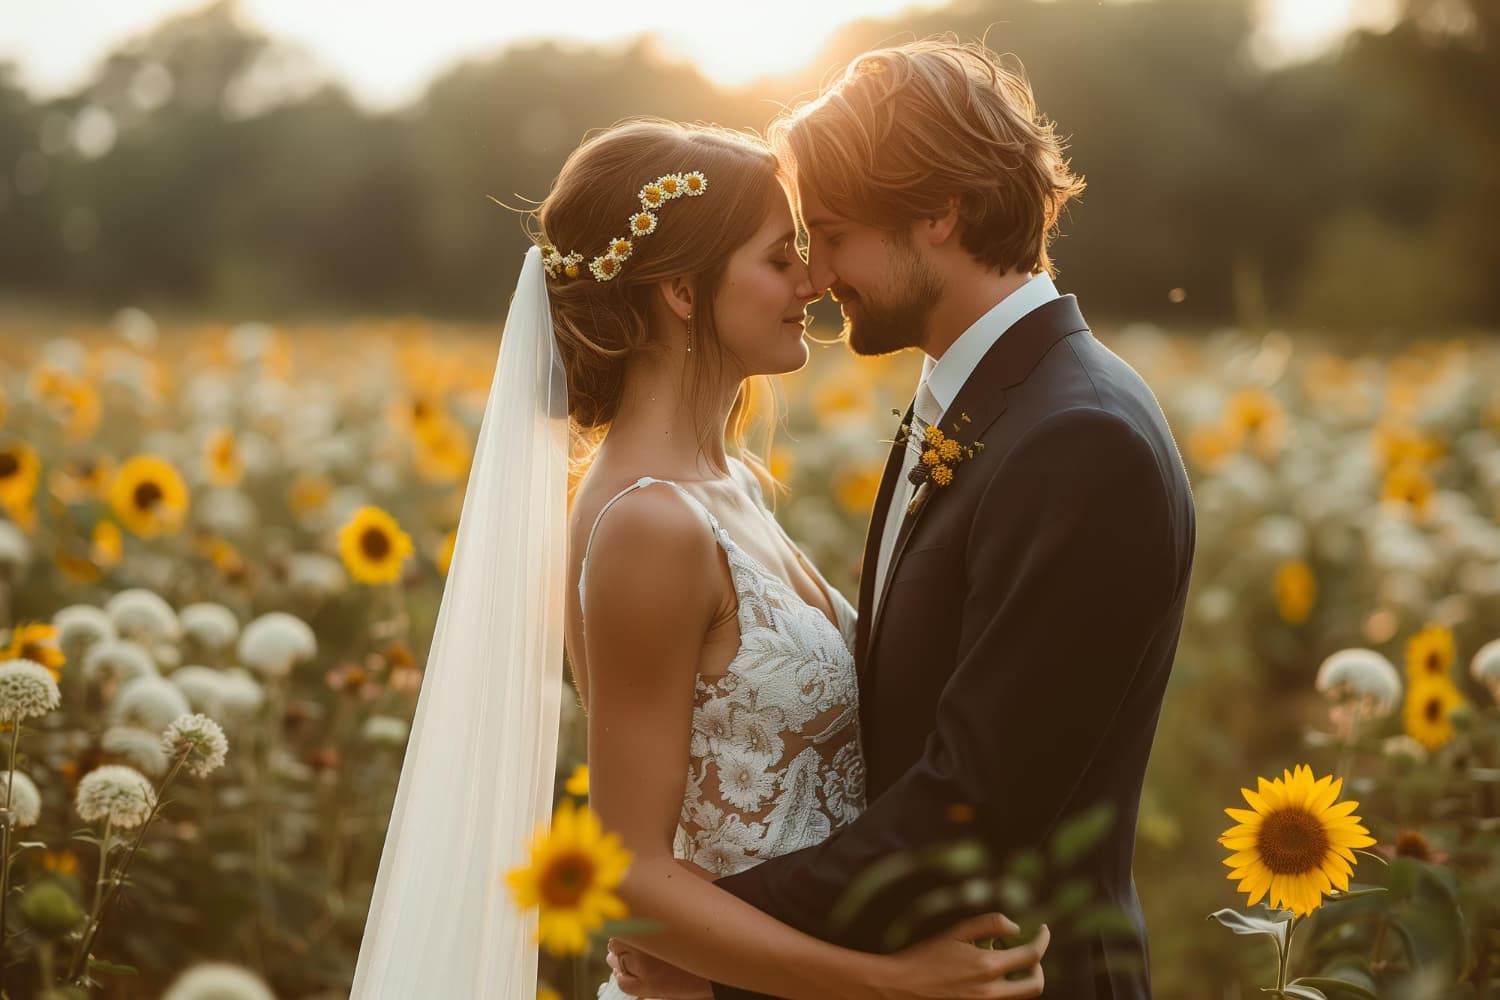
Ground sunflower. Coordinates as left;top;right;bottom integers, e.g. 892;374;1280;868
108;455;189;538
0;441;41;509
1381;461;1434;519
565;764;589;797
506;798;632;956
287;472;333;516
2;623;66;681
435;529;456;577
833;466;881;515
1403;677;1464;750
204;428;244;487
92;520;123;569
48;455;113;505
1273;560;1316;625
1223;388;1285;457
1404;624;1454;684
1219;764;1376;917
337;506;414;585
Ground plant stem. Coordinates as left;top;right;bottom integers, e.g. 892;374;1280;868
0;721;19;989
66;749;190;985
1276;913;1303;993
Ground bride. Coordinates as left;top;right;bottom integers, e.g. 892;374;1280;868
351;119;1047;999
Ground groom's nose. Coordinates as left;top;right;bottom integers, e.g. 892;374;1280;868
807;254;836;296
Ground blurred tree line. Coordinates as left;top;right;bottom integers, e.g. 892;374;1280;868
0;0;1494;331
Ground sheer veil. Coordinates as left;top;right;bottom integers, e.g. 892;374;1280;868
351;244;569;997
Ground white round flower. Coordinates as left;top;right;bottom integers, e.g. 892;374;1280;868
161;962;276;1000
359;715;409;747
1381;733;1428;762
217;668;266;719
0;520;31;575
74;764;156;829
1;771;42;827
105;588;181;645
0;659;61;724
285;552;347;600
194;488;259;539
111;676;192;732
162;713;229;778
237;612;316;678
1472;638;1500;697
51;604;115;657
1315;648;1401;717
153;643;182;671
102;726;168;777
179;603;240;653
82;639;159;684
170;666;229;714
1252;515;1308;561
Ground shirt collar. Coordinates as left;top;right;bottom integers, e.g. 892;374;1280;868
921;272;1060;411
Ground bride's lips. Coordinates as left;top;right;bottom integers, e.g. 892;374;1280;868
781;312;807;331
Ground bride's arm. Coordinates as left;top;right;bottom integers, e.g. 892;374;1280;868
581;487;1039;1000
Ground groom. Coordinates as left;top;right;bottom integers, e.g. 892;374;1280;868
614;37;1195;1000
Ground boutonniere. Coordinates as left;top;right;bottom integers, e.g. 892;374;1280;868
892;410;986;516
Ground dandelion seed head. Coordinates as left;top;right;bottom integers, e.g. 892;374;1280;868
237;611;316;678
1315;648;1401;717
105;588;181;645
1;771;41;827
0;659;61;723
179;602;240;652
74;764;156;828
111;676;191;732
161;962;277;1000
162;713;229;778
82;638;159;684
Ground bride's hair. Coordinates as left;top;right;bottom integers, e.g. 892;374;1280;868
532;118;784;492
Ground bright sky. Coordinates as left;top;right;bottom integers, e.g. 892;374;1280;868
0;0;1387;109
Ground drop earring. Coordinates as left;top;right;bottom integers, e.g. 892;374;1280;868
685;311;694;354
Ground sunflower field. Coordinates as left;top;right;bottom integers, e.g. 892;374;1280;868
0;316;1497;999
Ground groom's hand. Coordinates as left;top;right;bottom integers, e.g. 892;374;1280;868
607;938;714;1000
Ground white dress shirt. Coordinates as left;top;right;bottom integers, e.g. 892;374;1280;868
871;271;1060;621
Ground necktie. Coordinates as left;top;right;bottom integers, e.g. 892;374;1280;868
872;380;943;619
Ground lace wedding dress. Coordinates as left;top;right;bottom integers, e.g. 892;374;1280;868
579;462;867;1000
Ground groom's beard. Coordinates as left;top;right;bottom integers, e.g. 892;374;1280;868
838;241;942;357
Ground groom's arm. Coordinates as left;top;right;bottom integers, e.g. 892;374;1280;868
707;408;1180;999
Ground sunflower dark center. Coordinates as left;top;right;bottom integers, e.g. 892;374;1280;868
1425;652;1442;674
1394;830;1432;861
133;481;163;510
360;527;391;560
20;642;42;660
540;851;596;908
1256;808;1331;875
1424;696;1443;723
0;453;17;478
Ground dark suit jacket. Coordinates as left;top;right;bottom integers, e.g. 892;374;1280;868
709;296;1196;1000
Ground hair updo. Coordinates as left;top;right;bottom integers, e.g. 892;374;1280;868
533;119;783;430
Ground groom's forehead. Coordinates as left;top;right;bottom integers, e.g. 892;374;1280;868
794;185;843;230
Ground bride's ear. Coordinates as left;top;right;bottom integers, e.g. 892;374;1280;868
656;276;694;325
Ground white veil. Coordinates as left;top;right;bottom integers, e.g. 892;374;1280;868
351;244;569;997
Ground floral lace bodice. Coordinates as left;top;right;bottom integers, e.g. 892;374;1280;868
578;465;867;880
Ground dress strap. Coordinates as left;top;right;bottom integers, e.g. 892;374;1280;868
578;477;724;614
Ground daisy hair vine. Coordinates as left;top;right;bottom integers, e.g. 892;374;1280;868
894;409;985;516
538;170;708;282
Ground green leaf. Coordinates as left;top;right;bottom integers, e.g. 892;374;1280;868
1207;907;1291;960
1352;849;1388;868
1050;803;1115;869
1283;987;1327;1000
87;958;138;976
1290;977;1376;1000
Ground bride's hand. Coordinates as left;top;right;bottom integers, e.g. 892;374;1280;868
608;938;714;999
878;912;1049;1000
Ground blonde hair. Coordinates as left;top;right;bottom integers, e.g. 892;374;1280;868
769;35;1086;276
530;119;783;497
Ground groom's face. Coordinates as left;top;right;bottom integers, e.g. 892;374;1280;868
797;185;942;358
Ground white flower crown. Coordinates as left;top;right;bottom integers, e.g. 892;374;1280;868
539;170;708;282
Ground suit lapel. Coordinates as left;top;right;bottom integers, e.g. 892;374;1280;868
862;295;1091;663
855;399;914;674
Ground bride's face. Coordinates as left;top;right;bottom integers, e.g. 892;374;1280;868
797;185;941;357
710;193;817;376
